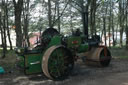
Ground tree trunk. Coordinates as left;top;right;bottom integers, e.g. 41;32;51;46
115;24;118;46
23;0;30;47
57;1;60;33
126;27;128;49
119;0;125;47
2;0;7;58
6;0;13;50
126;0;128;49
0;12;6;58
108;16;111;47
80;0;91;39
102;0;108;46
108;0;112;47
13;0;23;47
90;0;97;36
112;11;115;46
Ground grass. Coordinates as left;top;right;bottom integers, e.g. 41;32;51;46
0;49;17;72
109;47;128;59
119;56;128;59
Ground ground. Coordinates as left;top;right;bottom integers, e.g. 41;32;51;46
0;48;128;85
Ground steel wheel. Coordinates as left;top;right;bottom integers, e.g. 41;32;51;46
42;45;74;80
84;46;111;67
100;48;111;67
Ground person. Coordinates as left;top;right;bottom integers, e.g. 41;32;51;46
74;29;82;36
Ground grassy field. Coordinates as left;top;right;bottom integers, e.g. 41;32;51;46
110;47;128;59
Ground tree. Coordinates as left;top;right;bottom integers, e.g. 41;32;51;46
119;0;125;47
6;0;12;50
56;0;61;33
90;0;97;36
101;1;109;46
126;0;128;49
0;0;8;58
22;0;30;47
13;0;23;47
71;0;91;39
0;10;6;58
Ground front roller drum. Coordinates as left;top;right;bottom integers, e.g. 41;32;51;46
42;45;74;80
84;46;111;67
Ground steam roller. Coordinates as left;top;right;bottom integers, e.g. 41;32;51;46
15;28;112;80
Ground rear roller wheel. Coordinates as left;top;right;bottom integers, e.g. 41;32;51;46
84;46;111;67
42;45;74;80
100;48;111;67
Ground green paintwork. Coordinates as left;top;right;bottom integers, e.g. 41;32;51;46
24;53;42;74
78;44;89;53
66;36;89;53
16;35;62;75
48;35;62;47
67;36;81;48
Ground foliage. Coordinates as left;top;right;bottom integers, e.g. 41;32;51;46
0;0;128;48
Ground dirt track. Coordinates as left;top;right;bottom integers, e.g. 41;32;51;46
1;58;128;85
